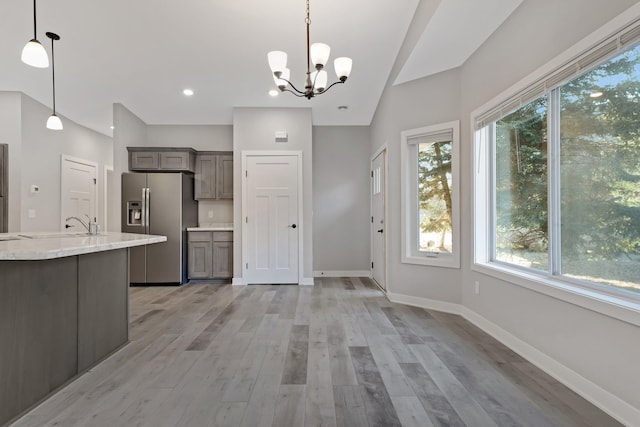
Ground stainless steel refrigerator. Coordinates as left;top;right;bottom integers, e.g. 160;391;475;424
121;172;197;284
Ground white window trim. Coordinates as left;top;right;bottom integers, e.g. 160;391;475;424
401;120;460;269
471;4;640;326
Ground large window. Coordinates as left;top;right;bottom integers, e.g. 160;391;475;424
402;121;460;268
476;35;640;298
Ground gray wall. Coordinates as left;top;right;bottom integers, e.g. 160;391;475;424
313;126;371;274
0;91;112;232
146;125;232;151
369;0;640;420
111;104;147;231
20;94;112;232
233;107;314;283
0;92;22;232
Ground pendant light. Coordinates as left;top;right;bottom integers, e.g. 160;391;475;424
21;0;49;68
46;32;63;130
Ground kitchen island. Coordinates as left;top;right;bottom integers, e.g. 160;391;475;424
0;232;166;426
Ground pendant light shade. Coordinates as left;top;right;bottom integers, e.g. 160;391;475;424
22;0;49;68
21;39;49;68
46;114;63;130
46;32;63;130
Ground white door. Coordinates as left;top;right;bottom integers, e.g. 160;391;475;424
61;155;97;230
372;150;386;290
244;154;299;284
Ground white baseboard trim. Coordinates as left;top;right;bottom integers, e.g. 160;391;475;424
386;292;462;315
313;270;371;278
300;277;315;286
386;290;638;426
232;277;245;286
459;307;639;427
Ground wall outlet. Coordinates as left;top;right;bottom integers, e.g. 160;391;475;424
208;210;214;218
474;281;480;295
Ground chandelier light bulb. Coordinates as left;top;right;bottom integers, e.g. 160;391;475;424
273;68;290;89
311;70;328;92
268;51;288;74
310;43;330;69
334;57;353;81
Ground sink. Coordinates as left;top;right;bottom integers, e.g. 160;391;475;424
18;232;96;239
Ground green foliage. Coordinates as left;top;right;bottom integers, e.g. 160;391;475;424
418;141;452;251
495;45;640;264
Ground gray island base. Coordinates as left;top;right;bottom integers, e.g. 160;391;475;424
0;232;166;426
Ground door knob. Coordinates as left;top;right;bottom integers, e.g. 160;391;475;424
289;224;297;229
377;229;383;233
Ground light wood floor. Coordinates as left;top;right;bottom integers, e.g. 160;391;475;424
11;278;622;427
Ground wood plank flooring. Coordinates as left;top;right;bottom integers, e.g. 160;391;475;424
10;277;623;427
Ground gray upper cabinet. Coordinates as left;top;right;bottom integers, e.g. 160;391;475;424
128;147;196;172
195;152;233;200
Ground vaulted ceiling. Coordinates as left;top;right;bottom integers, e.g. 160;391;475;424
0;0;523;136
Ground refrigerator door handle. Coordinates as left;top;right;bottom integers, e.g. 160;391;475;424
141;187;147;229
145;187;151;233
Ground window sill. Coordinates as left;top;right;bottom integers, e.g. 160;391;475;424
472;262;640;327
402;254;460;269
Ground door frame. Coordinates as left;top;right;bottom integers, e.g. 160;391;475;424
60;154;98;230
241;150;304;285
370;144;389;292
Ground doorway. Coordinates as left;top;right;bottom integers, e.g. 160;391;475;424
242;152;302;284
61;155;97;230
371;147;387;290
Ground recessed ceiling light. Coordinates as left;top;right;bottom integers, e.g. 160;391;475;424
338;105;348;110
183;89;194;96
269;89;279;97
589;91;603;98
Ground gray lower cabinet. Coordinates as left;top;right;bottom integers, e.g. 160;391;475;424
0;249;129;426
195;152;233;200
188;231;232;279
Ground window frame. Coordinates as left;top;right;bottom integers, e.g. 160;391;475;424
472;6;640;325
401;120;460;268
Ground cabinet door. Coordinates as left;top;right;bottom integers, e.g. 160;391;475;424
212;241;233;278
195;155;217;199
159;151;190;171
188;241;213;279
130;151;158;170
216;155;234;199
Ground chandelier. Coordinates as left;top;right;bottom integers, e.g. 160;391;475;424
267;0;352;99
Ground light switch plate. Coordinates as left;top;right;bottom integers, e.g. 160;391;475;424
28;209;36;218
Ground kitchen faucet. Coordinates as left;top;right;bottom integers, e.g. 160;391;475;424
65;215;98;234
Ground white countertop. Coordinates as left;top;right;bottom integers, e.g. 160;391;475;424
0;232;167;260
187;223;234;231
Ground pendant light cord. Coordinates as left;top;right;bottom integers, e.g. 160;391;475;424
51;37;56;114
33;0;37;39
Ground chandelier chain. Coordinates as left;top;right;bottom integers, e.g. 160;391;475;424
305;0;310;24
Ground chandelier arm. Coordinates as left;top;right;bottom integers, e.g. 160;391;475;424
317;80;345;94
281;88;307;98
279;77;306;96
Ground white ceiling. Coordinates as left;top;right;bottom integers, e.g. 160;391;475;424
0;0;522;136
